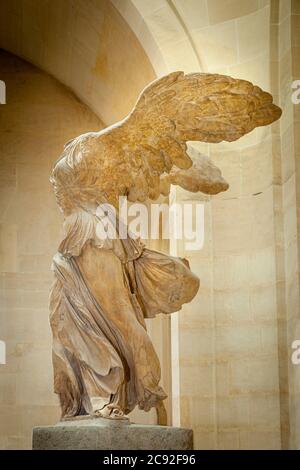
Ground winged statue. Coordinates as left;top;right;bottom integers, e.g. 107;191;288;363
49;72;281;423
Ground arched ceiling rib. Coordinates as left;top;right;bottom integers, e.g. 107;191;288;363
0;0;272;129
0;0;156;125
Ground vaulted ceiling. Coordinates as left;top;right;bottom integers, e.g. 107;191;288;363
0;0;156;125
0;0;272;127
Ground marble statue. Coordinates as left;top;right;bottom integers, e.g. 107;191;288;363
49;72;281;423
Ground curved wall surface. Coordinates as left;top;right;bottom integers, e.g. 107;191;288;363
114;0;299;450
0;0;160;449
0;0;299;450
0;0;156;125
0;50;102;449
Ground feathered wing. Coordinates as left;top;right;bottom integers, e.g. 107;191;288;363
51;72;281;213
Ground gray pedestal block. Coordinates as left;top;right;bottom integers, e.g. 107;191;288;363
32;417;193;450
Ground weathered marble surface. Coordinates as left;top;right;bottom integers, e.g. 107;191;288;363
32;418;193;450
49;72;281;423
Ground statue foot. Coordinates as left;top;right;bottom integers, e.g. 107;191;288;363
93;405;128;421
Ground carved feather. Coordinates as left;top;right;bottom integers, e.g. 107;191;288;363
51;72;281;214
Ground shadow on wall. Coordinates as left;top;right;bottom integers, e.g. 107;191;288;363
0;50;102;449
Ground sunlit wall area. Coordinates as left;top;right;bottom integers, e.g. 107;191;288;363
183;1;281;451
280;0;300;450
114;0;299;450
0;0;299;451
0;0;156;125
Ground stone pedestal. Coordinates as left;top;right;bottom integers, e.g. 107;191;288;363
32;417;193;450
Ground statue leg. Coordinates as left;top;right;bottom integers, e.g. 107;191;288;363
156;401;167;426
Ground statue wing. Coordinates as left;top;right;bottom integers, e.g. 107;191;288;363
51;72;281;213
106;71;281;201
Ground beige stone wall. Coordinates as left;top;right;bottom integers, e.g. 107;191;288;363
0;0;171;447
1;0;299;451
174;0;300;450
114;0;289;449
290;0;300;449
175;2;282;450
0;0;156;125
276;0;300;450
0;50;103;449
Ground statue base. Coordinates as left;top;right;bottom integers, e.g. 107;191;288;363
32;416;193;450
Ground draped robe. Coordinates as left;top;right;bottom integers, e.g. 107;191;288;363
49;210;200;418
